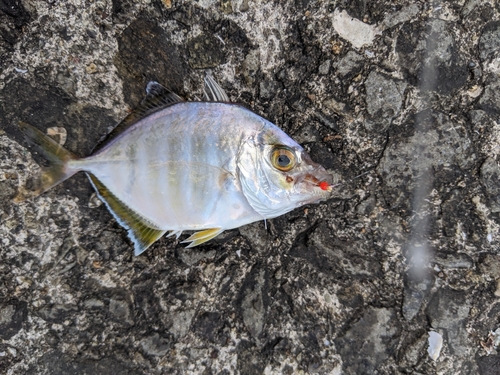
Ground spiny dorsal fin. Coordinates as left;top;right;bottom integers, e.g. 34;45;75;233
144;81;184;107
87;173;166;256
203;75;230;102
94;82;184;152
181;228;224;248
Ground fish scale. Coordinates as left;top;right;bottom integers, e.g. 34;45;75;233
77;103;265;228
15;76;333;255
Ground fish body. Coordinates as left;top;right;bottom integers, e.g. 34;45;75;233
75;102;271;231
17;76;332;255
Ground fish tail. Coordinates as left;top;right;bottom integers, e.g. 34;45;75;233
14;121;80;202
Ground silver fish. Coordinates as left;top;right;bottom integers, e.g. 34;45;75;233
16;76;333;255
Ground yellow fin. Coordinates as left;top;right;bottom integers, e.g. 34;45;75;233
87;174;166;256
181;228;224;248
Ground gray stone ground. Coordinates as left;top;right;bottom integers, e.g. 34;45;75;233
0;0;499;374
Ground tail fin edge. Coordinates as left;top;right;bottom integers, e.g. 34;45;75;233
14;122;80;202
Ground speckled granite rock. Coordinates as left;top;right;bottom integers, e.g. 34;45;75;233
1;0;500;374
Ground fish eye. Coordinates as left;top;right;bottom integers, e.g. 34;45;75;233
270;146;296;172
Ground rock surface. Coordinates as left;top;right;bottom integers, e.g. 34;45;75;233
0;0;500;374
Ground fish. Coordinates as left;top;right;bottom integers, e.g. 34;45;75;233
15;76;333;255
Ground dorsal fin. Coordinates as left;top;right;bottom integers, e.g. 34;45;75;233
94;82;184;152
87;173;166;255
203;75;230;102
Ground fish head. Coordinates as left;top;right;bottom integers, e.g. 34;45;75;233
238;126;333;219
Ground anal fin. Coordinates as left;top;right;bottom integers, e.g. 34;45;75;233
87;174;166;256
181;228;224;248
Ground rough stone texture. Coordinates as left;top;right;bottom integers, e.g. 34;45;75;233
0;0;500;374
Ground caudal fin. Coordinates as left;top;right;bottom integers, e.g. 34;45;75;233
14;121;79;202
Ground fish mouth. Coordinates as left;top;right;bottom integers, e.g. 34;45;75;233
298;168;333;193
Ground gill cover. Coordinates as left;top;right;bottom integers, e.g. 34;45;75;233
237;137;303;219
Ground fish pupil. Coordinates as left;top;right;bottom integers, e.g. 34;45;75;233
278;155;290;167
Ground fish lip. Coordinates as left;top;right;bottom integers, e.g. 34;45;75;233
292;167;333;199
296;167;333;187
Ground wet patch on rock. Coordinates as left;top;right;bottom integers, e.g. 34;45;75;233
426;288;471;356
0;0;32;63
334;308;400;374
115;17;187;106
0;300;27;340
187;33;225;69
28;351;141;375
396;19;469;94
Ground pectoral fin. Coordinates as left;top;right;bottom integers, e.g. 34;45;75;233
181;228;224;248
87;174;166;256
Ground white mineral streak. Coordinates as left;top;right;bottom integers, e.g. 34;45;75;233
472;196;499;248
487;115;500;160
491;328;500;347
193;0;217;8
427;331;443;361
227;2;291;74
5;316;50;375
381;4;420;29
332;9;380;49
